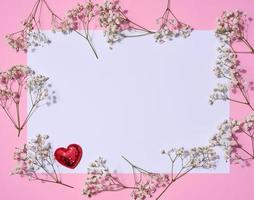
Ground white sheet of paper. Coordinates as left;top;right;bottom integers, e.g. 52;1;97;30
28;30;229;173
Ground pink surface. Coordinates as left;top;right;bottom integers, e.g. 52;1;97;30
0;0;254;200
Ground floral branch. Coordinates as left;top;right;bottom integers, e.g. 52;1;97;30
12;134;73;188
210;116;254;166
216;10;254;54
6;0;51;53
208;44;254;110
6;0;193;56
5;0;99;58
98;0;155;48
154;0;192;43
83;146;218;200
209;11;254;109
51;0;99;58
210;10;254;165
94;0;192;47
0;65;56;136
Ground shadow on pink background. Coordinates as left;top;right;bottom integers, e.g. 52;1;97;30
0;0;254;199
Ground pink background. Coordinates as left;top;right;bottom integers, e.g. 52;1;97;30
0;0;254;199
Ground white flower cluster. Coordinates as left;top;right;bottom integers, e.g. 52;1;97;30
209;83;228;105
7;65;35;81
215;45;247;86
209;120;239;161
0;65;56;136
162;146;219;170
12;134;73;187
12;134;53;177
27;31;51;52
131;173;170;200
154;19;192;43
0;89;12;106
99;0;130;47
27;75;51;104
83;146;219;199
12;144;34;177
83;157;121;197
210;44;246;105
215;10;248;44
242;114;254;133
83;157;170;200
0;65;57;107
0;65;34;105
209;115;254;162
52;1;98;34
6;19;51;53
214;45;239;79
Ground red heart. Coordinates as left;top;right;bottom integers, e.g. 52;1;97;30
54;144;82;169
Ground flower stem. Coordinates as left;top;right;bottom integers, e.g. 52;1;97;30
121;155;153;174
155;180;174;200
167;0;171;9
36;178;74;188
155;167;194;200
43;0;99;59
15;103;22;137
241;37;254;53
17;128;22;137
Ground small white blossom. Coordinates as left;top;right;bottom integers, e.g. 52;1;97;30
52;1;98;34
12;134;72;187
84;147;218;199
6;19;51;53
99;0;130;48
215;10;248;44
210;115;254;162
209;83;229;105
0;65;56;136
83;157;170;199
162;146;219;170
12;134;53;176
154;18;192;43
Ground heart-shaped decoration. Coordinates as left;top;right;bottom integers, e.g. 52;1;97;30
54;144;82;169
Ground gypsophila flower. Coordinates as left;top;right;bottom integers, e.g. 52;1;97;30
6;18;51;53
214;45;247;87
210;10;254;166
7;0;100;58
12;134;73;188
210;120;235;161
5;0;54;53
0;65;56;136
209;83;229;105
162;146;219;170
8;0;193;57
52;0;99;58
214;45;239;79
216;10;248;44
210;44;251;106
83;157;170;199
28;75;50;103
52;1;98;34
215;10;254;53
131;173;170;200
99;0;131;47
83;157;123;197
210;115;254;163
154;10;192;43
84;147;218;200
